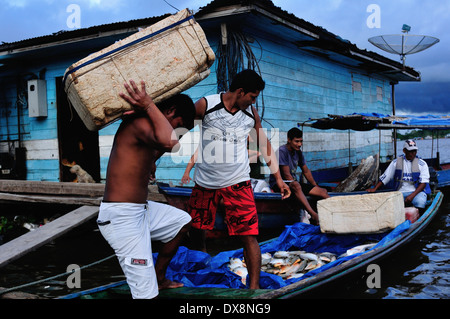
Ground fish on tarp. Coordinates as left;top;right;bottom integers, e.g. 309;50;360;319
340;243;377;257
228;250;338;281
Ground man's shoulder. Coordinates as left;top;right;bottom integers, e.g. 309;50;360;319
119;114;151;136
417;157;428;167
278;144;289;154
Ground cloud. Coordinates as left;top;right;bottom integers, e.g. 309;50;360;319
3;0;55;8
396;82;450;115
75;0;126;12
4;0;29;7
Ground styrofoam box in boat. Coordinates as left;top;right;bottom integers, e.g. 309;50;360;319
63;9;215;131
318;191;405;234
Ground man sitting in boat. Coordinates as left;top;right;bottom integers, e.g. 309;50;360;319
367;139;430;212
269;128;329;224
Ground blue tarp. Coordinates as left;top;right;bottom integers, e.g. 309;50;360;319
393;114;450;127
355;113;450;128
158;221;412;290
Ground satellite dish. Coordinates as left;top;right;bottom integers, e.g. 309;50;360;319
368;25;439;67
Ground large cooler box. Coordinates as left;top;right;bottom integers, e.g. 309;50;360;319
63;9;215;131
318;191;405;234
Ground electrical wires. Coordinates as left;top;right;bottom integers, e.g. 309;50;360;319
215;26;266;120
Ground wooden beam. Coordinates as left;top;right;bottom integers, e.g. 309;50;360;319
0;205;99;268
0;180;166;203
0;180;105;197
0;193;102;206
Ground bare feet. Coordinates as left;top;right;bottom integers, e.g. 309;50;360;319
158;278;183;290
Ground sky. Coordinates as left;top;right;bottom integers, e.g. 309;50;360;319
0;0;448;116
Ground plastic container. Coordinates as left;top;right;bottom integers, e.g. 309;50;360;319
404;207;419;223
63;9;215;131
318;191;405;234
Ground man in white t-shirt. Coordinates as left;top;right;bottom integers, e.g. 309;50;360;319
187;70;290;289
367;139;430;210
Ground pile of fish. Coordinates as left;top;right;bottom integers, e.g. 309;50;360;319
228;250;338;284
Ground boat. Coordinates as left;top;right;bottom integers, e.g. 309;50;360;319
436;163;450;189
57;190;444;299
301;112;450;190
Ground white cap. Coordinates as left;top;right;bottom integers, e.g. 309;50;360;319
403;139;418;151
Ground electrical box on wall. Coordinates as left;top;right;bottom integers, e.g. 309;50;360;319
28;79;48;117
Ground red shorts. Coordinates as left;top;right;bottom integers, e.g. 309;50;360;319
188;181;258;236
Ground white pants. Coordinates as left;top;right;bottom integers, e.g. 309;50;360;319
97;201;191;299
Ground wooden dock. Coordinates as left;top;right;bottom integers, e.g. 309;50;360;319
0;205;99;268
0;180;167;268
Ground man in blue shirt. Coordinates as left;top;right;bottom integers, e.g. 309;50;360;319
270;127;329;224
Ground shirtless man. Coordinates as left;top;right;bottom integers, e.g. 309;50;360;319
97;80;195;299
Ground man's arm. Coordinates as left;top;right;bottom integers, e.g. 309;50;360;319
181;148;198;184
253;107;290;199
367;160;396;192
301;164;318;187
194;97;207;120
120;80;179;151
367;180;384;193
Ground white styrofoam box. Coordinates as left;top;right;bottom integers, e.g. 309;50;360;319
64;9;215;131
318;191;405;234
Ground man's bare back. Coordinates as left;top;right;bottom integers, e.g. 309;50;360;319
103;114;161;203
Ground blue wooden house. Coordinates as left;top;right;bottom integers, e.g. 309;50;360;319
0;0;420;184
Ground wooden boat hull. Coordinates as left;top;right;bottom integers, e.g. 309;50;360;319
58;191;444;299
437;163;450;188
157;183;301;229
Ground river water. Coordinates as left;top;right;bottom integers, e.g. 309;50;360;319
0;139;449;299
396;137;450;164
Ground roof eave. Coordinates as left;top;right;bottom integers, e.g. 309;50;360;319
195;4;319;39
0;28;137;58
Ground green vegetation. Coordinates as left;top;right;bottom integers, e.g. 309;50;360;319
397;129;450;140
0;216;13;235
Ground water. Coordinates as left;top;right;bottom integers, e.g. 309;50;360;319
396;137;450;164
382;198;450;299
0;139;449;299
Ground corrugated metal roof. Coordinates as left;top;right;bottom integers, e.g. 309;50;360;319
0;14;170;52
0;0;419;80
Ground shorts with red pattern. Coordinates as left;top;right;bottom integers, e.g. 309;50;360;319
188;180;258;236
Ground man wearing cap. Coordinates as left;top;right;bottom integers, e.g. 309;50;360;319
367;139;430;211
